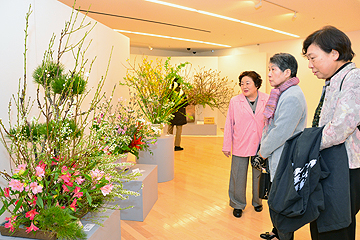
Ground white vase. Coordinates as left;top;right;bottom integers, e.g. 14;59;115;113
195;104;204;123
151;124;165;137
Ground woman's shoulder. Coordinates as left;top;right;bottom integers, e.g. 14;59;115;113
258;91;269;99
230;94;245;102
280;85;306;104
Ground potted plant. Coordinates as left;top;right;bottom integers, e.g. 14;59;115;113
0;5;140;240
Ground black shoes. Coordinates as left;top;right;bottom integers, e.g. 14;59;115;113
233;209;243;218
260;232;278;239
174;146;184;151
254;205;263;212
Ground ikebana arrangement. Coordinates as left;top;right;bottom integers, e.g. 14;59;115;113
122;57;191;125
92;97;158;160
0;5;147;240
184;67;235;116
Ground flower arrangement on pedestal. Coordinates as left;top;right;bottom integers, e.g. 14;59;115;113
0;6;140;240
122;57;190;125
92;97;158;160
184;67;235;116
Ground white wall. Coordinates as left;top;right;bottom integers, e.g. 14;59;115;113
0;0;130;220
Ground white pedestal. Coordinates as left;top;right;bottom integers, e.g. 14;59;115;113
138;135;174;182
117;164;158;221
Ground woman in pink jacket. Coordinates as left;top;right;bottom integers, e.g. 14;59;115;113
222;71;269;218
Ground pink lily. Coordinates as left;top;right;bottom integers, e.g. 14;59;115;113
29;182;43;194
70;198;77;212
59;172;72;184
3;187;10;197
75;176;85;185
14;164;27;175
9;179;24;192
25;209;39;220
25;222;39;233
90;169;104;181
62;184;70;192
4;216;17;232
100;184;114;196
35;165;45;178
73;187;83;198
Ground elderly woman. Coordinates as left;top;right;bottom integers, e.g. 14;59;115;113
222;71;269;218
302;26;360;240
259;53;307;240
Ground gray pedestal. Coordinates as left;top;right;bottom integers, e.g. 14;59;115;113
82;209;121;240
118;164;158;221
138;135;174;182
0;208;120;240
181;123;217;135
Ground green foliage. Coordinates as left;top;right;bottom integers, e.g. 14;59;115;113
9;119;81;142
51;72;87;96
32;61;65;87
36;206;86;240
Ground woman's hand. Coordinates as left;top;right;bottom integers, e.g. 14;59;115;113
223;151;231;157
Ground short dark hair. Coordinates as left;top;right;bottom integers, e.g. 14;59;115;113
269;53;298;78
239;71;262;89
302;26;355;61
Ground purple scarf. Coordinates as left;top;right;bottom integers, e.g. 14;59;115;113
263;77;300;125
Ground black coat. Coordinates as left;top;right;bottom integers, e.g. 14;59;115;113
170;103;188;126
268;127;351;234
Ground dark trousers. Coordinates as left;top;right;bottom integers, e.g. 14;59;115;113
310;168;360;240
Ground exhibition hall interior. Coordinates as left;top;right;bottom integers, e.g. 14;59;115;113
1;0;360;239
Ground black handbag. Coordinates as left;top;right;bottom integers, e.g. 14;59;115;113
258;159;271;200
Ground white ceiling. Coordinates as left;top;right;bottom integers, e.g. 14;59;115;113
57;0;360;54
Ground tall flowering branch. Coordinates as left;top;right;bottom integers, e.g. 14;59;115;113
122;57;191;124
184;68;236;116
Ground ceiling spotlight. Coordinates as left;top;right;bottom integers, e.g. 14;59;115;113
255;0;262;9
148;46;153;50
293;11;297;19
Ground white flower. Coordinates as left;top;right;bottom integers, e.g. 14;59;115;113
179;89;184;96
85;72;90;77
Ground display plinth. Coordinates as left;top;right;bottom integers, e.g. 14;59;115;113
115;164;158;221
0;209;120;240
138;135;174;182
181;123;217;135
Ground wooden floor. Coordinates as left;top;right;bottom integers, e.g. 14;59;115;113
121;136;360;240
